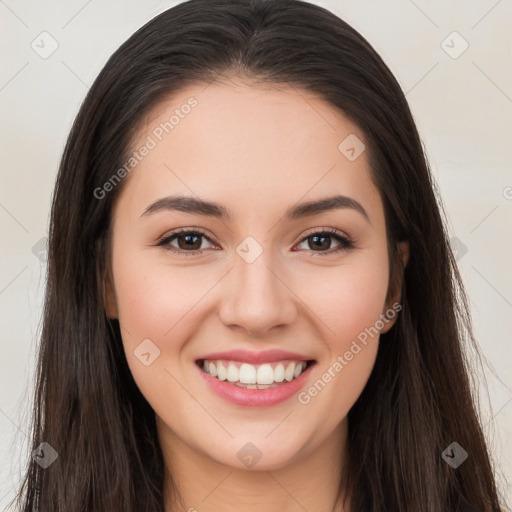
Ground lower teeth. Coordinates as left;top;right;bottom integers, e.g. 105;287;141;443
233;382;281;389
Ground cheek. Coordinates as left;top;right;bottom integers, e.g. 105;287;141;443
110;252;210;413
109;245;201;370
112;250;212;342
292;253;388;410
301;255;390;350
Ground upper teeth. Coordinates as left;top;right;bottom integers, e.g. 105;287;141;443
202;360;307;385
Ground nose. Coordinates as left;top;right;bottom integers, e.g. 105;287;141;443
218;248;298;337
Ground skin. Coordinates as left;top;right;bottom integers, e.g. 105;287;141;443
104;77;409;512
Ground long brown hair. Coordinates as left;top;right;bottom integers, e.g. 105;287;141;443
13;0;506;510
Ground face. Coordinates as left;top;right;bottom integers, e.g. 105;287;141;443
104;79;408;472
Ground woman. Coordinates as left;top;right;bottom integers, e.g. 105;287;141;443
14;0;506;510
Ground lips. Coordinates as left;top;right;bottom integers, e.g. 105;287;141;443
195;349;316;407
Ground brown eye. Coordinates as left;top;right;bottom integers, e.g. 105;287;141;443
307;234;332;251
157;229;216;255
296;229;353;255
175;233;203;250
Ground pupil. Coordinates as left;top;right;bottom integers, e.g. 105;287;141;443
179;234;201;250
311;235;330;250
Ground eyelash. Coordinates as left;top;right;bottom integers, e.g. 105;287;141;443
156;227;354;257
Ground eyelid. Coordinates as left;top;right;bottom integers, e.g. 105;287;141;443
156;226;354;256
297;226;350;242
293;226;354;255
156;227;219;249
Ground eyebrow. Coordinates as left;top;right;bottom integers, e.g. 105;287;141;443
141;194;370;223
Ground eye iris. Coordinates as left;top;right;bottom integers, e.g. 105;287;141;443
178;233;202;250
309;234;331;251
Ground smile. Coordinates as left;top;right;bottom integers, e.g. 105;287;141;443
195;353;316;407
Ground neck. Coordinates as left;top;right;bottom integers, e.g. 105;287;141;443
159;417;350;512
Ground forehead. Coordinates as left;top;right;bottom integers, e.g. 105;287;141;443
135;78;365;161
120;79;383;224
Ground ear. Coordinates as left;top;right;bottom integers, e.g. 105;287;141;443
102;266;119;319
380;240;409;334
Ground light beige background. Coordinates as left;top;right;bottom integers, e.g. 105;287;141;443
0;0;511;509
